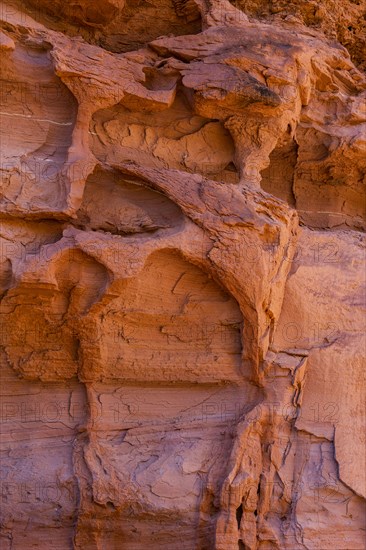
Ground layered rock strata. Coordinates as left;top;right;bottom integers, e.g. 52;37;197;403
0;1;365;548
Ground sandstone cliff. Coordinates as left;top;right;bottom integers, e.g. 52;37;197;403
0;0;365;548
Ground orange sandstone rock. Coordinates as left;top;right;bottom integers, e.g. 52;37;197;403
0;1;365;548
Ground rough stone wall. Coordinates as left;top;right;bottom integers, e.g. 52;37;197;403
0;1;365;548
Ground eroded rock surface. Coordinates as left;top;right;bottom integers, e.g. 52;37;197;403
0;0;365;548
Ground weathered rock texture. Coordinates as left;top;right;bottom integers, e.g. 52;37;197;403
0;0;365;548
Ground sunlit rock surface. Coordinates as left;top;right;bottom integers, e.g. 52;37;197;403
0;1;365;548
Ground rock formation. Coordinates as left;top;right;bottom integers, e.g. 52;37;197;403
0;0;365;548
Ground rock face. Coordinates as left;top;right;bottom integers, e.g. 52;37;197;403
0;0;365;548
